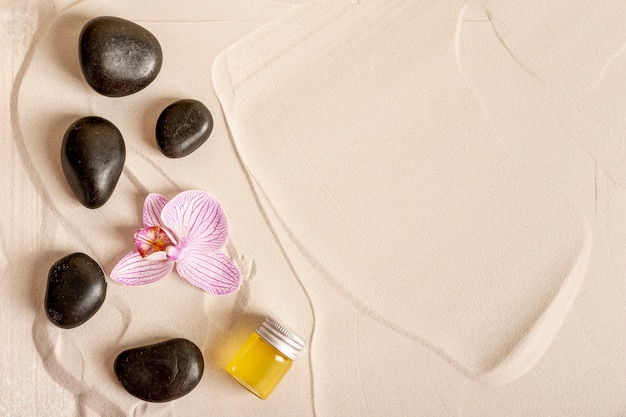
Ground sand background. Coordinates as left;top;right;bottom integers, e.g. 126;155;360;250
4;0;626;415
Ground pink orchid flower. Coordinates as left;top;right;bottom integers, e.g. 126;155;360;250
110;190;242;295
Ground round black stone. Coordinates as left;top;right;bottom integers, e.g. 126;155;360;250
45;253;107;329
61;116;126;209
156;99;213;158
79;16;163;97
114;338;204;402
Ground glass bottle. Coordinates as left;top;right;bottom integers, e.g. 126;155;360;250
226;316;306;399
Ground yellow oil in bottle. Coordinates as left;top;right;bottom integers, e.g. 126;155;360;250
226;317;305;399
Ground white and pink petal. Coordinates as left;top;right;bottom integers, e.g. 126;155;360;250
175;250;242;295
110;250;174;286
143;193;169;228
160;190;229;252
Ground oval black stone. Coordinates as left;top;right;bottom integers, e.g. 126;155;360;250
61;116;125;209
79;16;163;97
156;99;213;158
45;253;107;329
114;338;204;402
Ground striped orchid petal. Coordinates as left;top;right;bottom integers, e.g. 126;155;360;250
110;250;174;286
160;190;228;252
175;250;242;295
143;193;169;228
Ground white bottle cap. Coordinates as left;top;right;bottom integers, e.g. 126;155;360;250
256;316;306;360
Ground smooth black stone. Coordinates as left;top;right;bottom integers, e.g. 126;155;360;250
61;116;125;209
156;99;213;158
79;16;162;97
45;253;107;329
114;338;204;402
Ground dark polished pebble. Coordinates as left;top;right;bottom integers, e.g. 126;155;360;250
114;338;204;402
79;16;162;97
61;116;125;209
156;99;213;158
45;253;107;329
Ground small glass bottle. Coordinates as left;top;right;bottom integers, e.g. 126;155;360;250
226;316;306;399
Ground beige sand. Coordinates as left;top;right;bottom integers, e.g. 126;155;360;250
4;0;626;416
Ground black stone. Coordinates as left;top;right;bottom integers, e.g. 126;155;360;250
114;338;204;402
79;16;162;97
61;116;125;209
156;99;213;158
45;253;107;329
